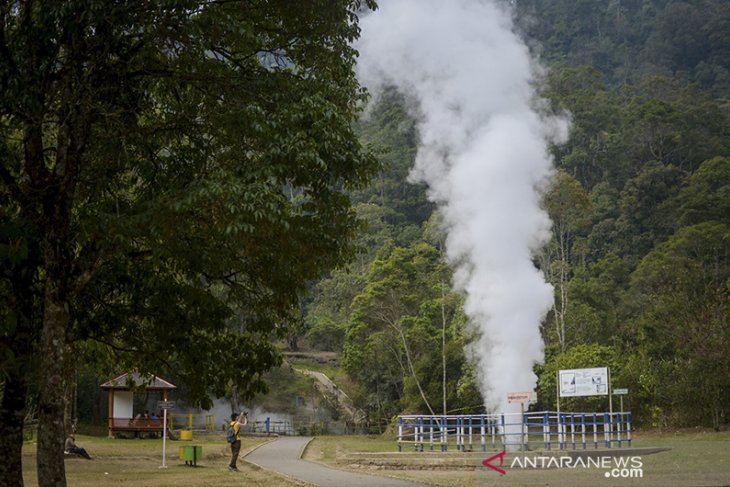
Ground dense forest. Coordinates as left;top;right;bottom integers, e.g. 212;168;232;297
302;0;730;430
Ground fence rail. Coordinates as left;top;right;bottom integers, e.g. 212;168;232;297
168;413;216;432
396;411;631;452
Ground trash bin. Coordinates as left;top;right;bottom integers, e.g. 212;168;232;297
179;445;202;467
179;430;193;441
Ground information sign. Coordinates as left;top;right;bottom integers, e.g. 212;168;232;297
558;367;609;397
507;392;535;404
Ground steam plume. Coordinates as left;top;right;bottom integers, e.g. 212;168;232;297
356;0;568;417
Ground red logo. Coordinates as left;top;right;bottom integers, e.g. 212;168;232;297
482;450;507;475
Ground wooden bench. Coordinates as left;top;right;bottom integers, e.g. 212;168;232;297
110;418;165;434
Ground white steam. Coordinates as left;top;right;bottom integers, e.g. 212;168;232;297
356;0;568;416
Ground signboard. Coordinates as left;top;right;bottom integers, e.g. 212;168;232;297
613;388;628;395
157;400;175;410
507;392;535;404
559;367;608;397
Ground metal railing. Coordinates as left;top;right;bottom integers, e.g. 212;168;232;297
168;413;216;432
396;411;631;452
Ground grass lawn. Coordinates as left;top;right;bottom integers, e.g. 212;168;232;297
304;429;730;487
21;429;730;486
22;433;299;487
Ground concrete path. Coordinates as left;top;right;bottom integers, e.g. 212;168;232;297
245;436;431;487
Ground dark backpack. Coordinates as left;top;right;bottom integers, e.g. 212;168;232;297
226;424;237;443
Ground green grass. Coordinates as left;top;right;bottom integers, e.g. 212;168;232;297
22;433;299;487
303;434;394;463
304;430;730;487
290;360;359;404
21;429;730;487
248;364;315;414
294;361;346;383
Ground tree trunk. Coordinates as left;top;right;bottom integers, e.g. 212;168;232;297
36;289;69;487
555;230;569;352
63;358;77;436
393;323;436;416
1;203;42;487
32;71;80;487
0;371;28;487
440;283;447;416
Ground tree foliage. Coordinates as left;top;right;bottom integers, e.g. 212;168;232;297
629;222;730;429
341;243;475;426
516;0;730;97
298;0;730;433
0;1;377;486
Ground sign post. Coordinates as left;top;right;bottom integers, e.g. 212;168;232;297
558;367;609;447
158;400;175;468
507;392;535;452
613;388;628;414
612;388;628;446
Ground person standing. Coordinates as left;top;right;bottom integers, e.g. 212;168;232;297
228;411;248;471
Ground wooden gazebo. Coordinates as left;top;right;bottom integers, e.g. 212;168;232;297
100;372;176;437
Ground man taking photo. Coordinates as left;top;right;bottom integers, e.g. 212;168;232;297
228;411;248;472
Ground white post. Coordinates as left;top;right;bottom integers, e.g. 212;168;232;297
608;368;613;447
412;418;416;451
480;416;486;452
556;371;561;446
618;395;624;446
520;403;525;452
161;408;168;468
441;417;446;452
429;418;434;451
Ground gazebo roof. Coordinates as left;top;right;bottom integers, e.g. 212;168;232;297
100;372;176;391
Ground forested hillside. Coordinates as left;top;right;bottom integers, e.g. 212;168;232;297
302;0;730;430
516;0;730;98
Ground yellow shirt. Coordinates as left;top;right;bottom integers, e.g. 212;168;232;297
229;421;241;441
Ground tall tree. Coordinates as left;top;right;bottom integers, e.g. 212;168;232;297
342;242;473;421
541;169;592;351
0;2;377;486
630;222;730;428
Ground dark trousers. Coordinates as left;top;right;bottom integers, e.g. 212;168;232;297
69;447;91;459
230;440;241;468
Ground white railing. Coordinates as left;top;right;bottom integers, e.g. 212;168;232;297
396;411;632;451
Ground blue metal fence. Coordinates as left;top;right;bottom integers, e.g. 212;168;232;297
396;411;631;452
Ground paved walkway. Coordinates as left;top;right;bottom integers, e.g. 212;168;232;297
245;436;431;487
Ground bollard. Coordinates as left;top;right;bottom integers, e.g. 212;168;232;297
429;416;434;451
441;416;449;451
570;414;576;450
500;414;506;450
480;415;486;452
468;415;473;451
